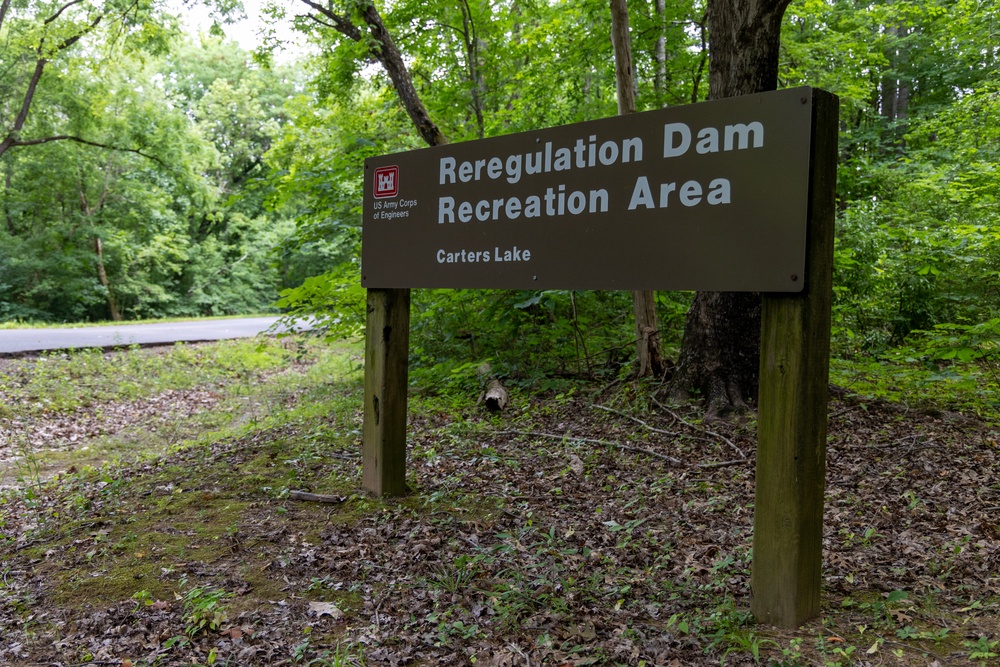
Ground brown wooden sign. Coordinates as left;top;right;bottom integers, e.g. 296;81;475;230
361;88;839;630
363;87;815;292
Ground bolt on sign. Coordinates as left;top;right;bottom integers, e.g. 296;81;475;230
363;87;816;293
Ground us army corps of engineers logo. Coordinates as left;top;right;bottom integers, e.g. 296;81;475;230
373;166;398;199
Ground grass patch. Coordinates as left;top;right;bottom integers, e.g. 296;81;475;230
0;336;361;486
0;337;309;417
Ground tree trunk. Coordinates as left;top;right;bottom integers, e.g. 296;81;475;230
667;0;791;417
94;236;122;321
299;0;448;148
632;288;666;378
881;24;910;152
610;0;667;379
691;11;708;104
4;161;14;234
359;3;448;147
459;0;486;139
654;0;667;105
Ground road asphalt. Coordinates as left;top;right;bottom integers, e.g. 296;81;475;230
0;316;306;355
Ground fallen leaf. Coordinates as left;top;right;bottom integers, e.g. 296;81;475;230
308;601;344;619
889;609;913;623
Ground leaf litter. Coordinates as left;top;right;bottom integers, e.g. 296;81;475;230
0;356;998;666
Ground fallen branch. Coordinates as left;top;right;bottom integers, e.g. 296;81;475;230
697;459;748;470
495;429;682;465
591;403;682;438
651;397;747;460
289;490;346;504
828;405;859;419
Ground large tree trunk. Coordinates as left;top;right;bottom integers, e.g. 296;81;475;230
668;0;791;417
610;0;667;379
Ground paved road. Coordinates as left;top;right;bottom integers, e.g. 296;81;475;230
0;316;306;355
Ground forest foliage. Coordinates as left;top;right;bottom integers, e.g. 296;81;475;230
1;0;998;411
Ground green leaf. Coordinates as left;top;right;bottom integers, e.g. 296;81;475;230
886;590;908;603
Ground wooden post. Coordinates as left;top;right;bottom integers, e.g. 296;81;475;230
362;287;411;496
751;89;839;627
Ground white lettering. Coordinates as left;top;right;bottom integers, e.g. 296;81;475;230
475;200;491;222
590;189;608;212
696;127;719;154
725;122;764;150
626;178;730;209
440;157;456;185
663;122;691;158
553;148;572;171
438;196;455;223
598;141;618;166
505;197;522;219
659;182;676;207
622;138;643;163
506;154;522;183
629;176;655;210
707;178;731;204
524;196;542;217
680;180;703;206
458;161;473;182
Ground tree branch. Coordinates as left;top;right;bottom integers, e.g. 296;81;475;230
1;12;104;158
53;12;103;52
298;0;363;41
592;404;680;438
0;0;12;33
306;14;342;32
44;0;87;26
651;397;747;459
6;59;49;148
5;135;165;165
297;0;447;147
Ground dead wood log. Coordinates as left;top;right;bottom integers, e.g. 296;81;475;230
289;490;346;504
477;363;509;412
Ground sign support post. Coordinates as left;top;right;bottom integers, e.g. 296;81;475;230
362;287;411;496
751;89;838;626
